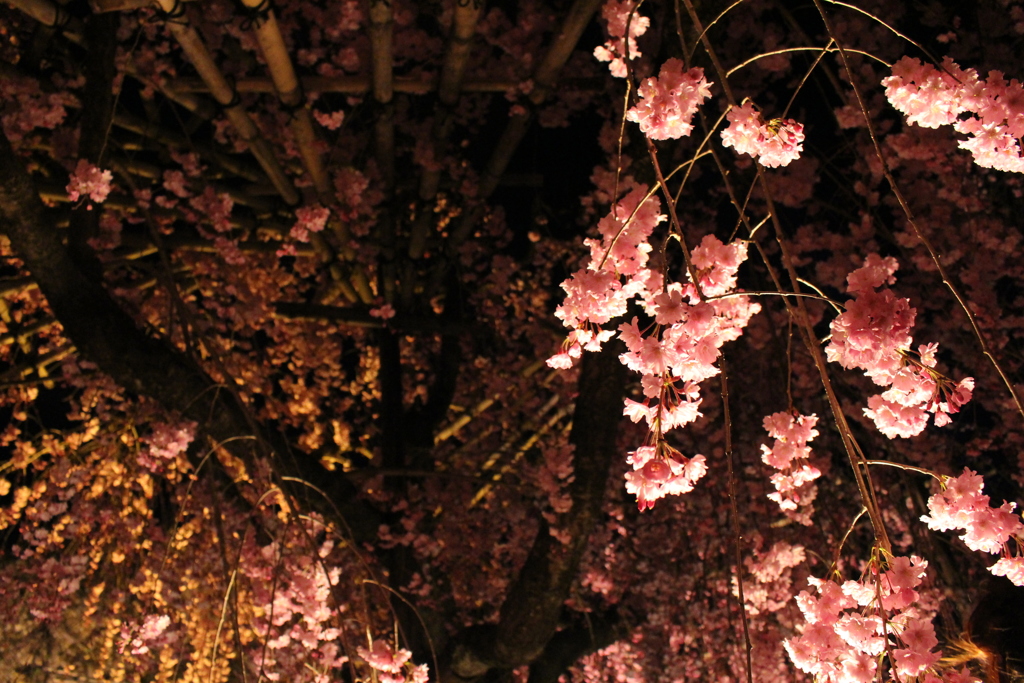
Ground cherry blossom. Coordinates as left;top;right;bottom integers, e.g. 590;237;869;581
593;0;650;78
65;159;113;204
785;556;964;682
884;56;1024;172
721;101;805;168
626;60;712;140
290;204;331;243
760;411;820;523
623;444;707;511
827;256;974;438
922;468;1024;584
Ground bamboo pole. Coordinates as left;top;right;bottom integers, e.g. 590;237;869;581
123;63;219;121
152;0;299;205
0;317;57;347
0;344;74;383
90;0;196;11
169;75;603;95
237;0;329;195
434;360;548;445
235;0;371;304
368;0;395;192
113;111;266;183
2;0;83;43
408;0;485;260
468;401;573;508
0;277;38;298
368;0;397;306
447;0;603;249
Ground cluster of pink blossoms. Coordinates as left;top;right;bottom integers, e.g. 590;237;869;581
826;255;973;438
119;614;172;656
921;468;1024;585
593;0;649;78
289;204;331;242
240;526;349;680
357;639;429;683
624;443;707;511
65;159;113;205
720;101;805;168
136;420;196;473
760;411;820;524
626;59;713;140
883;56;1024;172
785;557;977;683
549;186;759;509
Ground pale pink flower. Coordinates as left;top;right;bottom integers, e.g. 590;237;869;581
626;60;712;140
624;447;707;511
358;640;412;675
66;159;113;204
290;204;331;243
314;109;345;130
370;304;396;320
720;102;805;167
990;556;1024;586
593;0;649;78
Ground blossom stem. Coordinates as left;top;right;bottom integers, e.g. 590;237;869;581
721;358;754;683
862;460;943;481
811;0;1024;426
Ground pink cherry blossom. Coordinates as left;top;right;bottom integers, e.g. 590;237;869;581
720;102;805;168
760;412;820;521
66;159;113;204
884;55;1024;172
626;60;713;140
593;0;649;78
624;445;707;511
922;468;1024;583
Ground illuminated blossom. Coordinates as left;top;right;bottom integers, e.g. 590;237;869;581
626;60;712;140
66;159;113;204
721;102;805;167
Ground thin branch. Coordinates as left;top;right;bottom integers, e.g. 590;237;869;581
726;45;888;77
810;0;1024;425
721;359;753;683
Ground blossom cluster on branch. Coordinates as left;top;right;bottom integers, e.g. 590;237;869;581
760;411;820;524
884;56;1024;172
720;101;805;168
549;184;759;509
593;0;649;78
826;255;974;438
626;59;712;141
922;468;1024;585
785;556;977;683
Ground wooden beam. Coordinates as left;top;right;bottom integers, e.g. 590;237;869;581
152;0;300;205
168;75;603;95
409;0;485;260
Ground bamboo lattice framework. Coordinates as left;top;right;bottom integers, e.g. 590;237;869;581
0;0;608;493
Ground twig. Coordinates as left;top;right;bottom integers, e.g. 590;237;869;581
721;358;754;683
810;0;1024;425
